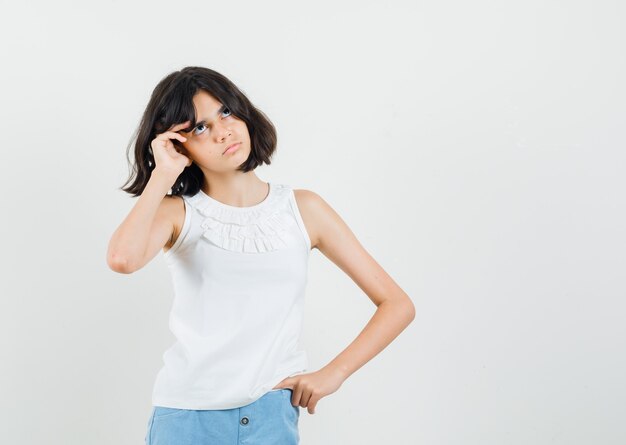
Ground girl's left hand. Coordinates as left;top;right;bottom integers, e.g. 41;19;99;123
272;366;346;414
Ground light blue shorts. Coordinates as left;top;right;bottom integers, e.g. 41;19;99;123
145;389;300;445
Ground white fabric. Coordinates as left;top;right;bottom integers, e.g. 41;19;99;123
151;182;311;410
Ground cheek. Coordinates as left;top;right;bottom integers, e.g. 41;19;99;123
234;120;249;136
203;146;225;158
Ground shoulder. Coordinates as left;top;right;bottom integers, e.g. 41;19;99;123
293;188;319;204
292;189;323;213
292;189;340;250
293;188;341;215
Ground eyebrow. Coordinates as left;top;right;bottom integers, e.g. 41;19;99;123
190;104;228;131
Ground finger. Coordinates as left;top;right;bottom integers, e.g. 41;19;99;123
291;387;303;407
168;120;192;132
301;391;313;409
157;131;187;143
274;378;293;392
308;397;319;415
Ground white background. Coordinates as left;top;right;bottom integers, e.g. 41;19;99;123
0;1;624;444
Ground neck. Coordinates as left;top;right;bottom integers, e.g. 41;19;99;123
201;172;269;208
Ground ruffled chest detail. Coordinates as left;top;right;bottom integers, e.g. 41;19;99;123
184;183;292;253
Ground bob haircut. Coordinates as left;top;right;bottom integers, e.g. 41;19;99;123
121;66;277;197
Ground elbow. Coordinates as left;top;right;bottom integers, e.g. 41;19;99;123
400;298;416;323
408;302;416;322
403;300;416;323
107;253;135;274
382;296;416;323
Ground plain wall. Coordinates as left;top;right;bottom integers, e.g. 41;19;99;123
0;1;624;444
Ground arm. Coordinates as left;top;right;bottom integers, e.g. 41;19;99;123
272;189;415;414
299;189;416;381
106;170;177;274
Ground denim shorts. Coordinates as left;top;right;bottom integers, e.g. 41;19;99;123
145;389;300;445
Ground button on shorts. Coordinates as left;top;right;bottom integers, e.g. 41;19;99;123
145;389;300;445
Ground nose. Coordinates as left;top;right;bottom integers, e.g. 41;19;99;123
215;121;232;142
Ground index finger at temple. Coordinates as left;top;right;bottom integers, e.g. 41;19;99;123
169;120;192;132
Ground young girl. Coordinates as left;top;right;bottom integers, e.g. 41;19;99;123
107;66;415;445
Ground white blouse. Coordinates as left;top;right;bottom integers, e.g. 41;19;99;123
151;182;312;410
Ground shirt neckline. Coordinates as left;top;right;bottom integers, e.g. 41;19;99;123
197;182;274;212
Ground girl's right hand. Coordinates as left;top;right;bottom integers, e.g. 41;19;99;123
150;120;193;179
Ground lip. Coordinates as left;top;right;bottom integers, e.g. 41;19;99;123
223;142;241;155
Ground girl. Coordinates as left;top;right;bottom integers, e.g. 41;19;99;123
107;66;415;445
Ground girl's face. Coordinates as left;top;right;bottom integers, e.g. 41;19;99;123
178;90;251;172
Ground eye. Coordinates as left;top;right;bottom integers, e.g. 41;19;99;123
192;107;233;136
192;123;207;136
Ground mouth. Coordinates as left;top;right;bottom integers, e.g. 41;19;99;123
223;142;241;155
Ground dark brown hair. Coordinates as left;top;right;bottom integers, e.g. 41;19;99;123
120;66;277;197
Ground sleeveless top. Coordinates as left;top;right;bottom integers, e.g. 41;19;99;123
151;182;311;410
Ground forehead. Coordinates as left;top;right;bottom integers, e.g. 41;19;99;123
193;90;222;113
